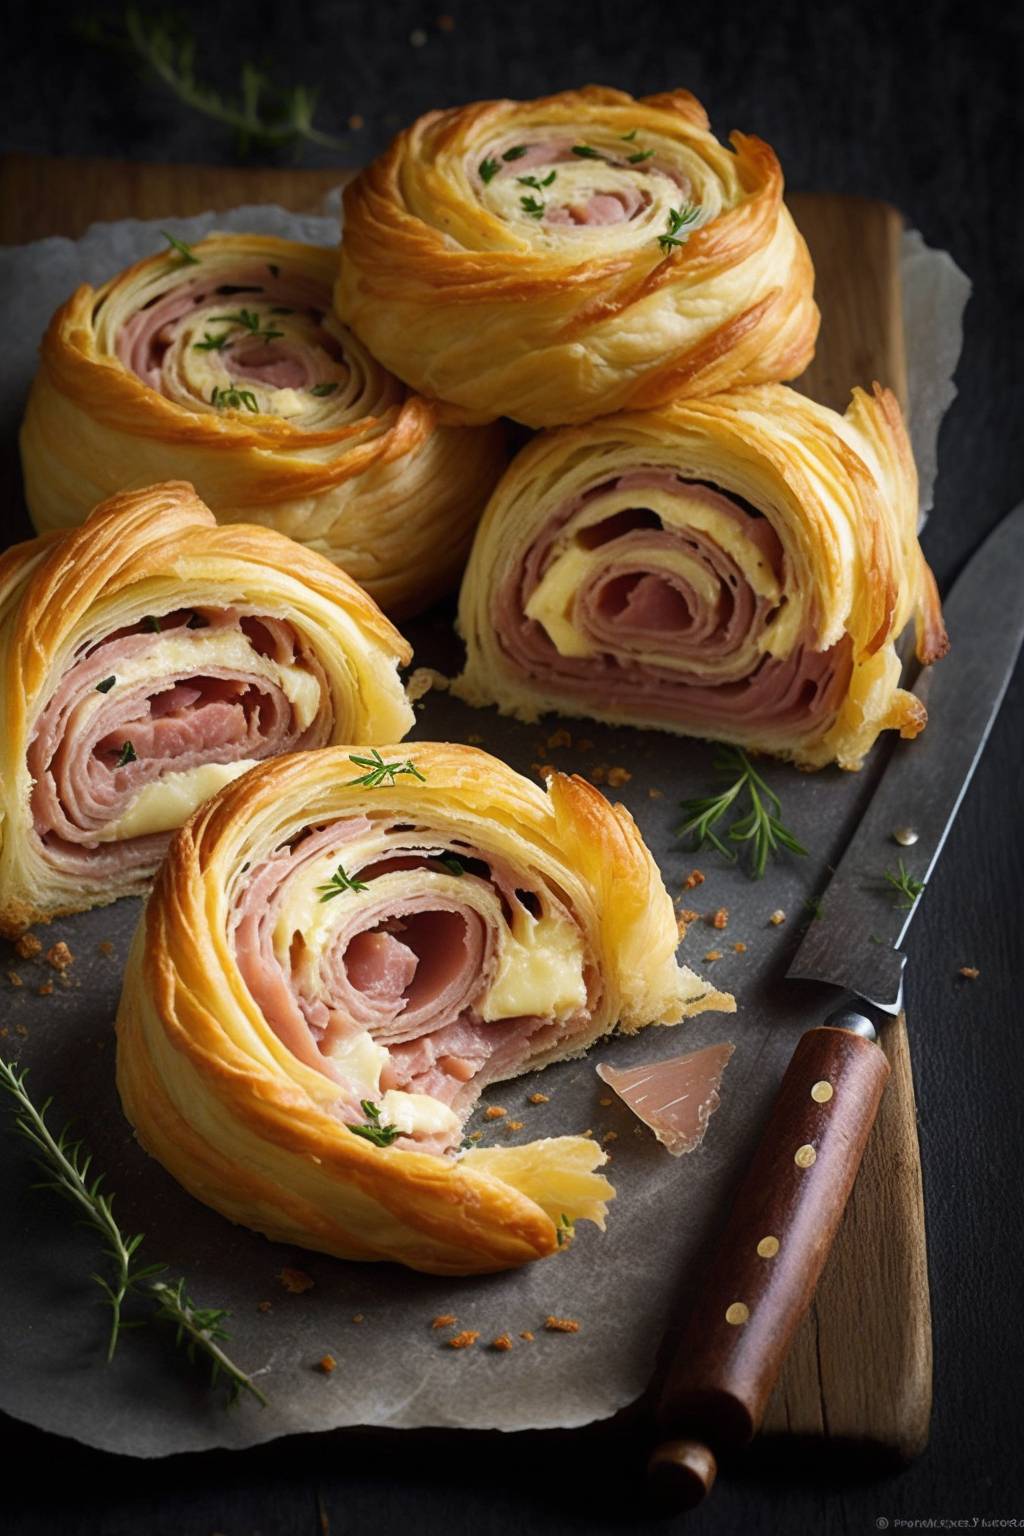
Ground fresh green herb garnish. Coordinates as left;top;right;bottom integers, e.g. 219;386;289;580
116;741;138;767
501;145;528;162
0;1058;266;1404
628;149;655;163
478;156;501;183
161;230;199;265
803;896;824;920
520;195;546;219
144;615;162;632
193;330;233;352
620;128;639;142
883;859;926;909
555;1213;576;1247
440;856;465;876
571;144;602;159
95;676;116;693
657;203;701;253
209;308;284;344
347;749;426;789
517;171;556;190
210;385;259;413
675;747;807;880
316;863;369;900
347;1099;402;1147
310;382;339;397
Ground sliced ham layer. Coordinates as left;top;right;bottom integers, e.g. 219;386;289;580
496;471;853;739
474;137;687;225
28;608;331;874
597;1042;734;1155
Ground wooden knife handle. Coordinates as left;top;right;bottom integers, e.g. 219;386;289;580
648;1024;890;1509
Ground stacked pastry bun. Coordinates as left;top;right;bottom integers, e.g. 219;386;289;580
21;233;506;617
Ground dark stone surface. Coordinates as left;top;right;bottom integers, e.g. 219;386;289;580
1;0;1022;1531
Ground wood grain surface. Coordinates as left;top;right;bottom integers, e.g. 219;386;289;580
0;153;930;1465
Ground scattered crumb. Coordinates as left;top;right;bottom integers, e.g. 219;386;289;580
14;933;42;960
36;982;53;997
676;914;690;939
544;1316;580;1334
708;908;729;930
679;908;700;923
432;1314;457;1329
733;941;747;953
490;1333;514;1352
7;971;22;987
769;909;787;926
484;1105;508;1121
528;1092;549;1105
406;666;448;702
589;763;608;784
0;1026;7;1039
958;966;980;980
532;762;555;780
348;113;365;130
506;1120;524;1131
703;950;723;963
257;1301;272;1314
519;1330;535;1342
683;869;705;890
546;728;572;749
97;940;114;957
278;1267;315;1294
599;1097;612;1108
466;1130;483;1142
15;1022;29;1036
602;1130;618;1144
576;738;594;752
45;941;74;972
351;1314;365;1324
648;787;664;800
581;1128;593;1138
317;1355;337;1374
606;766;632;788
447;1330;480;1350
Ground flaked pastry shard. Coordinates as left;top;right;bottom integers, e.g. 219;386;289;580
20;233;506;616
0;483;413;933
455;384;948;770
336;85;818;427
115;743;734;1274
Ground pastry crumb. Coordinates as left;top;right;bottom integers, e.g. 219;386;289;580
606;766;632;788
278;1267;315;1294
546;728;572;750
506;1119;524;1131
348;111;365;129
708;908;729;930
15;1022;29;1036
769;909;787;926
703;950;723;963
544;1316;580;1333
519;1330;535;1341
599;1096;612;1107
447;1330;480;1350
602;1130;618;1144
484;1105;508;1121
431;1314;457;1329
648;787;664;800
958;966;980;980
316;1355;336;1374
6;971;22;987
676;914;690;939
45;941;74;972
351;1313;365;1324
531;762;556;780
97;940;114;957
679;908;699;923
581;1128;593;1138
589;763;608;784
733;941;747;953
683;869;705;890
528;1092;549;1105
256;1301;272;1314
490;1333;514;1352
36;982;53;997
14;933;42;960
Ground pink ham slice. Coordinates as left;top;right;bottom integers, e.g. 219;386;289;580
546;187;646;226
495;472;853;740
597;1042;734;1155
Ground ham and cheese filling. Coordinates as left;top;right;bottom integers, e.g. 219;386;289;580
491;470;852;744
28;609;331;875
230;819;599;1155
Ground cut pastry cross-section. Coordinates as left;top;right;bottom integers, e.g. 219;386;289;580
0;483;413;933
337;85;818;426
115;743;734;1274
21;233;506;616
455;384;948;770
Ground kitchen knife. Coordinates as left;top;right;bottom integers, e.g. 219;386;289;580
648;501;1024;1511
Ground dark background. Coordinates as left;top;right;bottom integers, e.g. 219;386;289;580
3;1;1023;1532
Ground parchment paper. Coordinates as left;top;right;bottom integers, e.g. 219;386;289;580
0;199;969;1456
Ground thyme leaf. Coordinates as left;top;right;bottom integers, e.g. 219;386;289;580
116;741;137;767
571;144;602;159
628;149;655;163
479;156;500;183
675;747;807;880
501;145;528;162
520;194;546;219
347;1100;402;1147
317;864;369;900
883;859;926;909
210;385;259;413
346;749;426;789
310;382;339;397
161;230;199;265
657;203;701;253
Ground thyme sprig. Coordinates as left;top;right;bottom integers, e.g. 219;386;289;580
884;859;926;909
347;1100;402;1147
347;749;426;789
658;203;701;253
317;863;368;901
83;9;345;155
517;171;556;190
210;385;259;413
116;741;137;767
0;1059;266;1404
520;195;546;219
478;156;500;183
161;230;199;265
675;747;807;880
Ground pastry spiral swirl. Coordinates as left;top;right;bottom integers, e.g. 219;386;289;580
115;743;733;1274
0;483;413;933
336;85;818;427
454;384;948;770
21;233;506;615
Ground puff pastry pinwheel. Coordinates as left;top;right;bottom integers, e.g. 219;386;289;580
115;742;734;1274
336;85;818;428
20;233;506;616
454;384;949;771
0;483;413;935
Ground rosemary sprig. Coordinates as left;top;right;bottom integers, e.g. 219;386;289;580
84;9;345;155
884;859;926;909
161;230;200;265
210;385;259;413
0;1059;266;1404
658;203;701;253
346;749;426;789
520;195;546;219
347;1100;402;1148
675;746;807;880
116;741;137;766
316;863;368;901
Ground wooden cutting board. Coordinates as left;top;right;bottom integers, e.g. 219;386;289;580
0;153;930;1465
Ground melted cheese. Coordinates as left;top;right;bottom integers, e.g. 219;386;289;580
99;759;259;840
379;1090;461;1139
481;912;587;1022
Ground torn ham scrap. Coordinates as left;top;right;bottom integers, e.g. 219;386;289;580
596;1042;734;1156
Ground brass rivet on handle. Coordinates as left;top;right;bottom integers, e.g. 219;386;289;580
811;1080;834;1103
756;1236;780;1258
794;1144;817;1168
725;1302;750;1325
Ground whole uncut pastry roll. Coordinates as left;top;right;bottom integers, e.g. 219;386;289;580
336;85;818;428
454;384;948;770
0;483;413;934
115;743;734;1274
21;233;505;616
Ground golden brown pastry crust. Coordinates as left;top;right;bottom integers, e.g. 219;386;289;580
21;234;506;616
454;383;947;770
115;742;734;1274
0;483;414;934
336;85;818;427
